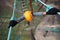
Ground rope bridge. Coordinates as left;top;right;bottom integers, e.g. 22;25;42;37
7;0;60;40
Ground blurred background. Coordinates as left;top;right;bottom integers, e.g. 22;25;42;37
0;0;60;40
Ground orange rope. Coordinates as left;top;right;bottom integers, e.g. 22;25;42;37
29;0;33;15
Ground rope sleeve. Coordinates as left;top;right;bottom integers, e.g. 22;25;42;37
46;8;60;15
